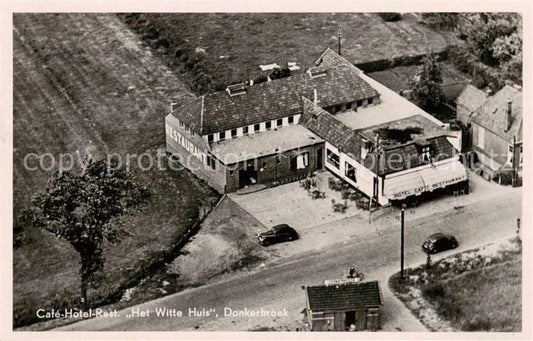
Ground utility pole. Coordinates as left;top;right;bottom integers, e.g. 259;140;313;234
337;29;342;56
401;203;406;280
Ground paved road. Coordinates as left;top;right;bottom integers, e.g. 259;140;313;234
58;189;521;331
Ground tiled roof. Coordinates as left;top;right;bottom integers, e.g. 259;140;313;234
365;136;458;175
306;281;382;312
456;84;488;111
171;49;379;135
471;84;522;142
299;98;364;161
315;48;362;73
171;97;204;133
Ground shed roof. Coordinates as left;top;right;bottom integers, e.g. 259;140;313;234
471;84;522;142
456;84;489;111
171;49;379;135
306;280;382;312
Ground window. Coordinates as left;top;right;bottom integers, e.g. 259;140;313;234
335;105;342;113
275;156;281;164
326;149;340;169
288;116;294;124
420;145;432;162
266;121;272;130
207;134;214;142
254;123;260;132
229;170;234;177
231;129;237;137
345;162;356;182
262;161;267;169
243;126;249;135
277;118;283;127
357;100;363;107
219;131;226;140
206;155;216;170
346;102;352;110
368;97;374;105
477;126;485;149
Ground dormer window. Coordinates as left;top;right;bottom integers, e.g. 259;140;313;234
226;83;246;96
308;67;327;78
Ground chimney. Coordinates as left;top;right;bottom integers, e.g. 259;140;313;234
506;98;513;131
313;88;318;106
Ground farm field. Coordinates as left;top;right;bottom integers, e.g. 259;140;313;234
13;13;217;328
121;12;460;93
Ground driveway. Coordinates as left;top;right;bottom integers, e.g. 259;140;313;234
229;169;521;259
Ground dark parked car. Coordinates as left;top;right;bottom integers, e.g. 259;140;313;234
258;224;298;246
422;233;458;254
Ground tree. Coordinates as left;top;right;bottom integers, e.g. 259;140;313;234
32;158;149;310
378;13;402;22
269;67;291;80
412;53;445;111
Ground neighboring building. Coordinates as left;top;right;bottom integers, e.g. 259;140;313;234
304;281;383;331
166;48;468;203
470;84;523;183
455;84;489;125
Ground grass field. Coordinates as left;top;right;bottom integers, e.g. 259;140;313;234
120;13;459;94
389;239;521;331
13;13;217;328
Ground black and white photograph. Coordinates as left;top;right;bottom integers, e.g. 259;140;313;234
1;1;531;339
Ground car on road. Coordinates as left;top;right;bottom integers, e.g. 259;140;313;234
258;224;298;246
422;233;458;254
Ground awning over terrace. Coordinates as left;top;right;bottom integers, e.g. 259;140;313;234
384;160;468;200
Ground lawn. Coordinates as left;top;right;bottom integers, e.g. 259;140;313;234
389;238;521;331
13;13;217;328
120;12;459;94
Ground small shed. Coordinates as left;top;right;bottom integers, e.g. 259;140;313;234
304;280;383;331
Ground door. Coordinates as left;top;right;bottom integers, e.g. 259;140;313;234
317;148;323;170
345;311;356;330
239;167;258;188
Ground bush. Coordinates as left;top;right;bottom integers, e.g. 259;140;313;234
492;170;515;186
422;283;446;299
378;13;402;22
